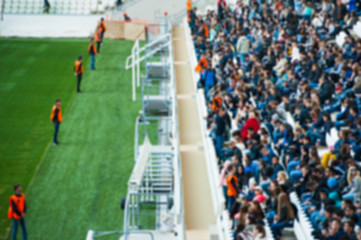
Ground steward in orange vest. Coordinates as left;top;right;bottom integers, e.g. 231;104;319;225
8;184;27;240
50;99;62;145
226;165;238;211
74;56;84;93
123;12;131;22
98;17;107;42
186;0;192;12
94;27;102;54
88;38;97;70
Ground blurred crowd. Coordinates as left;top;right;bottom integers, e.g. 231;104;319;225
189;0;361;239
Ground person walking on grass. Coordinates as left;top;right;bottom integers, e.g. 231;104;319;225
8;184;27;240
98;17;107;43
94;27;102;54
74;56;84;93
88;38;97;70
50;99;62;145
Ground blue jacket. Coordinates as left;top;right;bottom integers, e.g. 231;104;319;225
204;69;216;86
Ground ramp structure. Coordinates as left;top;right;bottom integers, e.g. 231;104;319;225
86;15;185;240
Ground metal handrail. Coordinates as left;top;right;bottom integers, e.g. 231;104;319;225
87;230;154;240
134;116;140;161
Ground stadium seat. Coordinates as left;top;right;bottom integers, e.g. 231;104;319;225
335;31;347;48
353;21;361;39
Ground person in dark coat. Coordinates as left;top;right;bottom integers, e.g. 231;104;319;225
318;74;334;104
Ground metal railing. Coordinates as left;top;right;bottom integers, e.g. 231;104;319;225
125;33;171;101
86;230;155;240
122;15;185;240
290;192;318;240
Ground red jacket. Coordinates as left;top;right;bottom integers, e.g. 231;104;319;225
241;117;260;140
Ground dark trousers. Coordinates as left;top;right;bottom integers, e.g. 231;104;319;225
53;123;60;143
77;74;82;92
12;218;27;240
100;31;105;42
43;0;50;13
96;41;101;53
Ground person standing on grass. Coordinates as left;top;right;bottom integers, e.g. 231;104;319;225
94;27;102;54
74;56;84;93
88;38;97;70
50;99;62;145
43;0;51;13
98;18;107;43
123;12;131;22
8;184;27;240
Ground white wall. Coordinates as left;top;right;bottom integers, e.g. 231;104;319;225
0;14;104;38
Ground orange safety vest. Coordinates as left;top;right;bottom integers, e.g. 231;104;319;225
99;21;107;32
194;58;208;72
74;60;83;74
88;43;97;55
226;174;238;198
212;96;222;112
186;0;192;11
8;194;25;220
50;105;63;123
94;30;102;42
204;25;209;38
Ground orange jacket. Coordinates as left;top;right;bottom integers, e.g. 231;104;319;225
186;0;192;11
8;194;25;220
74;60;83;74
204;25;209;38
50;105;62;123
211;96;222;112
99;21;107;32
88;43;97;55
94;30;102;42
194;58;207;72
226;174;238;198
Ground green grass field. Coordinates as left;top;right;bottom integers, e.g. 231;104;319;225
0;38;142;239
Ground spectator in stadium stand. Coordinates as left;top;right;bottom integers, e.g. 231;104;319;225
98;18;107;44
271;192;295;239
94;26;102;54
74;56;84;93
321;218;344;240
253;224;266;240
343;166;361;202
50;99;62;145
123;13;131;22
88;38;97;70
8;184;27;240
214;107;227;158
192;0;361;238
235;223;253;240
226;164;239;212
343;220;357;240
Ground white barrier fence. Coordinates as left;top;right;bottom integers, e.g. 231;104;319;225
183;17;232;240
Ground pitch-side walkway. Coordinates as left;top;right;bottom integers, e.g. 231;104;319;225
173;26;216;240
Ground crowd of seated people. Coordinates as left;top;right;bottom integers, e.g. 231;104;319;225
189;0;361;239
